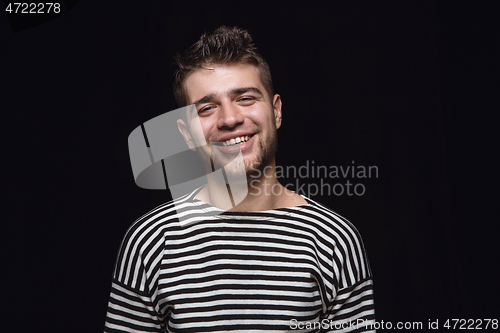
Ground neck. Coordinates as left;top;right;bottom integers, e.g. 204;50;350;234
197;161;308;212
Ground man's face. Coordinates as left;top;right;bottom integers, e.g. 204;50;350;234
181;63;282;178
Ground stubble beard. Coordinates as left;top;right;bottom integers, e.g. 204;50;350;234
210;128;278;184
244;127;278;182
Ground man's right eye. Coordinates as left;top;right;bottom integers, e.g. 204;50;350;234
199;105;214;114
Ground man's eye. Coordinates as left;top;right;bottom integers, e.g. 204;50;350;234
239;96;255;103
199;106;214;113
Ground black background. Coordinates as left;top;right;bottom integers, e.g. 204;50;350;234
2;1;498;332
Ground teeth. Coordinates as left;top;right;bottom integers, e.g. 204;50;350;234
222;135;250;146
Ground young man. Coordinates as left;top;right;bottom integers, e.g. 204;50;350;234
105;26;375;332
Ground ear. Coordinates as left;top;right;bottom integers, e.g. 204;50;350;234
177;119;197;151
273;94;282;129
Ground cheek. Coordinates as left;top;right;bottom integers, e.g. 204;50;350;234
245;110;270;128
190;118;213;144
202;122;217;141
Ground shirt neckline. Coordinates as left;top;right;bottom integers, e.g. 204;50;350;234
187;186;314;215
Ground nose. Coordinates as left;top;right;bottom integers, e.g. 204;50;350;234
217;102;244;129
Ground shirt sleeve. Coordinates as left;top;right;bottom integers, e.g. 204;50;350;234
323;276;376;332
104;279;164;332
104;216;166;332
319;207;376;332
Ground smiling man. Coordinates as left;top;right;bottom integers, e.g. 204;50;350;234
105;26;375;332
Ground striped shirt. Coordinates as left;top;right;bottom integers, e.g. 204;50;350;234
105;188;375;332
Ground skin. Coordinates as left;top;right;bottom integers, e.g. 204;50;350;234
177;63;307;212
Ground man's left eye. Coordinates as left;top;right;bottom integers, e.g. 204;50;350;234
239;97;255;102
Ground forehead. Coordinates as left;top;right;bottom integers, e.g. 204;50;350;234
183;63;264;104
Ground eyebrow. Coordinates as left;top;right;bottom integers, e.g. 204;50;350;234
229;87;264;97
193;94;216;105
193;87;264;105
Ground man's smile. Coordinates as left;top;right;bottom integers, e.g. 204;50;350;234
211;134;256;154
222;135;252;146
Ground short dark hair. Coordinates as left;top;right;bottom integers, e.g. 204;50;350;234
173;26;274;107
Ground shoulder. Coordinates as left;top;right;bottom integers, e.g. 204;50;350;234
112;190;206;287
293;195;366;245
293;195;373;287
122;187;214;241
